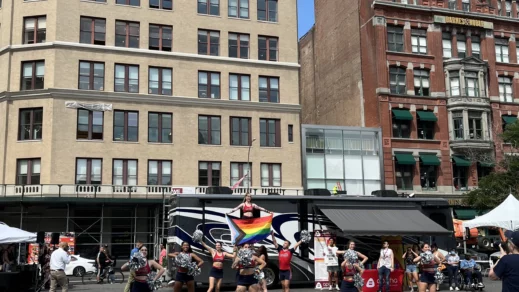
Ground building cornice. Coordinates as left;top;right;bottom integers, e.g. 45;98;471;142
0;88;302;113
0;41;300;69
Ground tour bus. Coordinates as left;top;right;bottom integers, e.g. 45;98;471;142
167;194;454;287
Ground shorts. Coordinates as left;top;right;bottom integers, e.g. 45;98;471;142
210;267;224;279
406;265;417;273
175;271;194;283
131;280;151;292
420;272;436;284
279;269;292;281
328;265;340;272
341;280;356;292
237;274;258;287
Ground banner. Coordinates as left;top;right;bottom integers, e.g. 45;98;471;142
362;269;404;292
313;230;334;290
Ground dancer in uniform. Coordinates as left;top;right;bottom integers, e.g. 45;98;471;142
256;246;269;292
228;193;272;218
346;241;369;271
169;242;204;292
414;243;442;292
340;256;363;292
200;241;234;292
121;245;165;292
232;243;267;292
270;232;303;292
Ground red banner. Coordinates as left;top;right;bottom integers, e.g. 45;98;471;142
362;269;404;292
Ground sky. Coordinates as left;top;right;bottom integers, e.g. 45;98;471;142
297;0;315;38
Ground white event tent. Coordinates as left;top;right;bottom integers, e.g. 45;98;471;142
462;194;519;231
0;222;36;244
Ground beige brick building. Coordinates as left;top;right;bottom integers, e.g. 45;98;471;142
0;0;302;196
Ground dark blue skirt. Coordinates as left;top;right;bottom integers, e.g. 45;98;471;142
341;280;356;292
209;267;224;279
131;280;151;292
176;271;194;283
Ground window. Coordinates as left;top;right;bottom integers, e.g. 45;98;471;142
19;108;43;140
387;26;404;52
198;30;220;56
115;21;140;48
448;0;456;9
395;164;413;190
149;67;172;95
229;74;250;101
149;0;172;10
506;0;512;17
462;0;470;11
498;1;502;15
112;159;137;186
113;110;138;142
496;38;510;63
115;64;139;93
472;36;480;59
257;0;277;22
442;32;452;58
16;159;41;185
148;112;172;143
77;109;103;140
468;111;482;140
21;61;45;90
260;118;280;147
229;33;249;58
457;35;466;58
414;69;430;96
149;25;172;51
148;160;172;185
411;29;427;54
392;112;411;138
499;76;513;102
23;16;46;44
78;61;104;90
198;0;219;15
76;158;102;185
231;162;251;187
465;72;479;97
261;163;281;187
198;71;220;99
258;36;278;61
389;67;406;94
230;117;251;146
116;0;139;6
80;17;106;45
198;115;221;145
288;124;293;142
450;71;460;96
453;163;468;191
502;115;518;132
453;111;464;140
259;76;279;102
199;162;221;186
229;0;249;18
417;111;435;140
420;164;437;190
477;163;492;181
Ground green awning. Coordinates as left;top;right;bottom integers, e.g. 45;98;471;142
479;161;495;167
392;109;413;121
395;153;416;165
455;209;477;220
502;116;518;124
417;111;438;122
452;156;472;167
420;154;441;166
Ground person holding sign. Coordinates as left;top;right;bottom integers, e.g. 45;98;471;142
325;238;341;290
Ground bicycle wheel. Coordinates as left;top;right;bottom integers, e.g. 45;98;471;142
81;271;97;285
109;271;125;284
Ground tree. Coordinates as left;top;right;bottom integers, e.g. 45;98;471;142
464;122;519;210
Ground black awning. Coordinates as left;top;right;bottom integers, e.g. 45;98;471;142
319;207;451;236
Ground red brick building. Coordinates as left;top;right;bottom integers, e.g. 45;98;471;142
299;0;519;198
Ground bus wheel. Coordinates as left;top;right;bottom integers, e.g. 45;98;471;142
264;266;278;287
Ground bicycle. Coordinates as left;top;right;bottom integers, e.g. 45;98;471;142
82;263;125;284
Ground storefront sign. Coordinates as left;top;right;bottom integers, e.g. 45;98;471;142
313;230;334;289
362;269;404;292
434;15;493;29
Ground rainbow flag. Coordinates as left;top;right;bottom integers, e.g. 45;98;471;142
226;214;273;245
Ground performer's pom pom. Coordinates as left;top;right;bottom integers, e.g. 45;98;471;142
187;262;201;276
175;252;191;268
345;250;359;264
129;252;146;271
147;272;163;291
435;270;444;284
421;251;434;264
300;230;311;243
254;268;264;280
238;248;253;266
354;273;364;288
192;230;204;243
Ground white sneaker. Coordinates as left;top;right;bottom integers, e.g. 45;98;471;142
410;288;414;292
450;287;454;291
456;287;460;291
477;283;484;288
336;284;340;290
329;286;333;291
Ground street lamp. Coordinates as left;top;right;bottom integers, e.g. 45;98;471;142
247;138;256;189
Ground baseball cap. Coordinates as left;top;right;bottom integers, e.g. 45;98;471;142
504;230;519;247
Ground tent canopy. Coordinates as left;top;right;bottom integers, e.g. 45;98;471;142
0;222;36;244
462;194;519;230
319;207;451;236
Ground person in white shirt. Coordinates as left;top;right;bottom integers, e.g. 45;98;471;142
49;242;71;292
325;238;341;291
377;241;394;292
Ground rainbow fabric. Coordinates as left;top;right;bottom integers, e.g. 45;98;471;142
226;214;273;245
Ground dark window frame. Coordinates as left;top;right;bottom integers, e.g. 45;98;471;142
465;71;480;97
198;29;220;56
79;16;106;45
453;163;468;191
198;161;221;186
198;115;221;145
18;108;43;141
21;60;45;90
115;0;140;6
258;35;278;61
75;158;103;185
148;112;172;143
115;20;140;48
260;163;281;187
148;66;172;95
114;63;139;93
389;67;406;94
417;112;435;140
23;15;46;44
471;35;481;58
112;159;138;185
78;61;105;91
468;111;482;140
420;163;437;190
387;25;404;52
457;35;466;58
149;24;172;51
414;69;430;96
198;71;221;99
228;0;249;18
16;158;41;185
288;124;293;142
147;160;172;185
113;110;139;142
392;113;411;139
149;0;172;10
442;32;452;58
411;29;427;55
230;117;251;146
260;118;281;147
77;109;104;140
229;32;250;58
259;76;279;103
453;111;464;140
229;73;250;101
395;163;413;190
230;162;252;187
198;0;220;15
499;76;513;102
257;0;278;22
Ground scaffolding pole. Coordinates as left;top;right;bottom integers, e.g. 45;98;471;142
66;204;70;232
133;206;137;245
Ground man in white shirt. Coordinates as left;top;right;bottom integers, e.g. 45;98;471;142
378;241;394;292
49;242;71;292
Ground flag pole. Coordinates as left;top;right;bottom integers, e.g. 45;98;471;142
247;138;257;189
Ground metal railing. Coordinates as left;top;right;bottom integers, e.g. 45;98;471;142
194;186;303;196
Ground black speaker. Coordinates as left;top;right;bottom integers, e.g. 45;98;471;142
304;188;331;196
336;191;347;195
36;232;45;244
206;186;233;194
50;233;60;245
371;190;398;197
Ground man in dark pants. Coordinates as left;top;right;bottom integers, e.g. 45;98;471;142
377;241;394;292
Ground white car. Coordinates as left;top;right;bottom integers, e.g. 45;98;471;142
65;255;96;277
